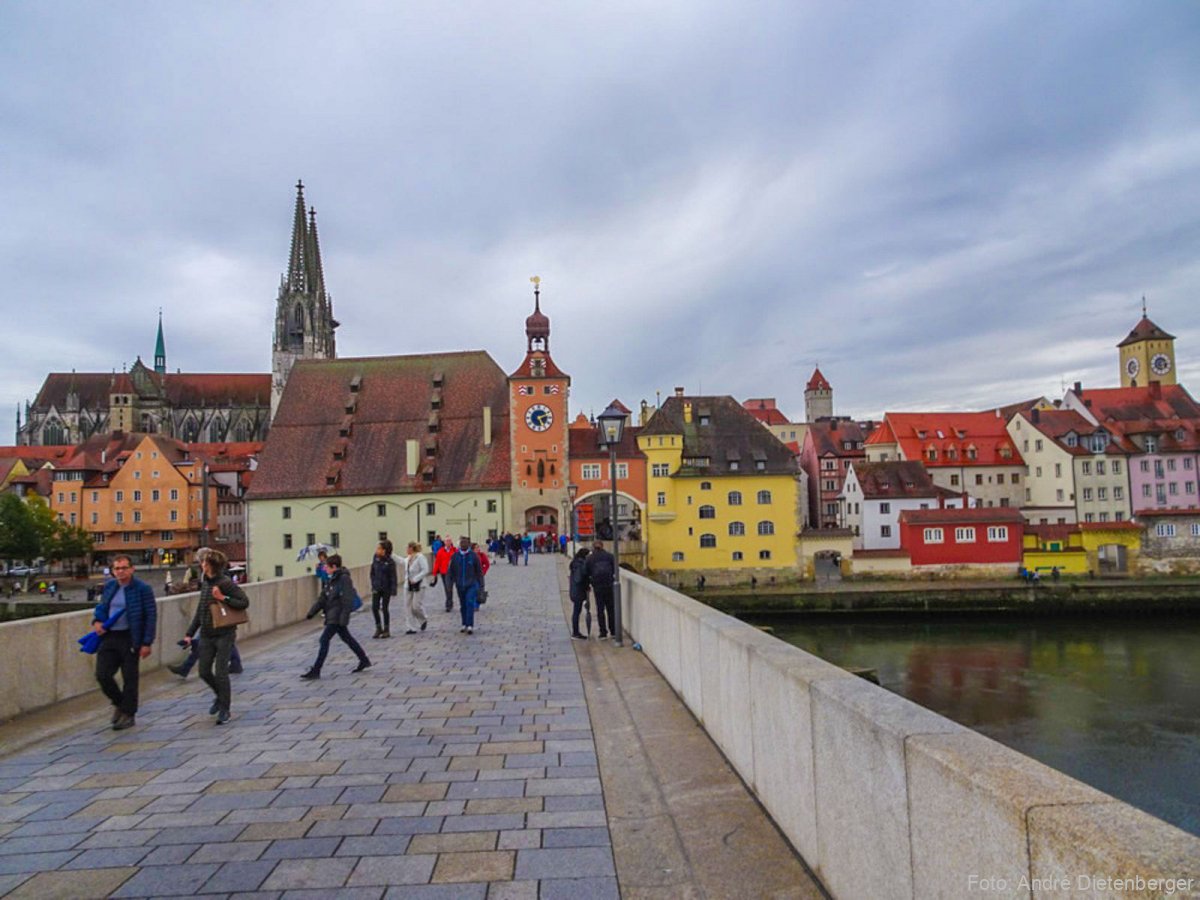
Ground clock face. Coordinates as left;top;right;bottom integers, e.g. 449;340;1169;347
1126;357;1140;377
525;404;553;432
1151;353;1172;376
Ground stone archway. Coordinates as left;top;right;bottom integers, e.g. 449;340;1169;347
524;505;559;534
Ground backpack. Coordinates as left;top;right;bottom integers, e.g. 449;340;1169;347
589;553;614;582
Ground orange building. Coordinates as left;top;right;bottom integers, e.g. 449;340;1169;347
567;403;647;542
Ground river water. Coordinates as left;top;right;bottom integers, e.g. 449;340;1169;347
745;613;1200;837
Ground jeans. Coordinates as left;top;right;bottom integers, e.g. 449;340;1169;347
313;624;369;672
442;576;454;611
198;630;235;712
457;583;478;628
570;589;589;635
178;637;242;675
95;630;140;716
593;584;615;637
372;591;392;632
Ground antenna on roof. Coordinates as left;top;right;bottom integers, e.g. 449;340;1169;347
1142;295;1147;317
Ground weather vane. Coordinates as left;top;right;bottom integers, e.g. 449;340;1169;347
530;275;541;301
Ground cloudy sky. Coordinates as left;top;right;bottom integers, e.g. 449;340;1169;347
2;1;1198;430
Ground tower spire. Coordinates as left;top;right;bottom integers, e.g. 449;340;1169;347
1142;294;1147;317
287;180;308;292
154;308;166;374
306;206;326;297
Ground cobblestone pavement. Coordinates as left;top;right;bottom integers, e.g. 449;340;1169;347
0;554;616;899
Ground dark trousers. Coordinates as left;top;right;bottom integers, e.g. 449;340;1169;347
372;591;392;632
570;590;589;635
198;630;235;712
313;624;369;672
593;584;615;637
456;583;478;628
179;637;242;675
442;576;454;611
95;631;140;716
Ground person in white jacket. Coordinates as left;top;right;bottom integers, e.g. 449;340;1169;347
401;541;431;634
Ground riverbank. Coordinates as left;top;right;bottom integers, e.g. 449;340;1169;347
682;577;1200;615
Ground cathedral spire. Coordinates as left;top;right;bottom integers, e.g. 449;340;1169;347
287;180;308;292
306;206;326;297
154;309;166;374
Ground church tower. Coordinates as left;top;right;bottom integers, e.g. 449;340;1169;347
154;310;166;374
1118;302;1176;388
805;366;833;421
508;279;571;534
272;181;338;419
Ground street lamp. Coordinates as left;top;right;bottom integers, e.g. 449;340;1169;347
567;482;579;556
597;403;625;647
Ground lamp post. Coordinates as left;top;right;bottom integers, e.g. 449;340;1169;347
597;403;625;647
567;483;579;556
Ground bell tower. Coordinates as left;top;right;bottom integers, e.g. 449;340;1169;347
271;180;338;419
1118;300;1176;388
508;278;570;534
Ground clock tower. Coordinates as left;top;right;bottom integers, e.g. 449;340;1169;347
1118;303;1176;388
509;279;570;534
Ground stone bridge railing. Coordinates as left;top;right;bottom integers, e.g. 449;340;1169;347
620;570;1200;899
0;564;369;723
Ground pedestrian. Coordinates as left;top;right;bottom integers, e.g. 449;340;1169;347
315;549;332;587
522;532;532;565
301;553;371;679
181;548;249;725
49;580;58;598
569;548;591;639
370;539;398;639
473;542;490;603
585;540;616;640
506;532;519;565
432;539;455;612
403;541;430;634
90;554;157;731
448;536;483;634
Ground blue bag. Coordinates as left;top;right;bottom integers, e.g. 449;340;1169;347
351;590;363;612
78;608;125;654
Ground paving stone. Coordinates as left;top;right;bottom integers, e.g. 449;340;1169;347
307;818;377;838
282;888;382;899
439;814;526;833
111;862;220;897
260;837;342;860
407;831;498;854
261;858;356;890
238;821;312;841
335;785;387;805
140;844;201;865
537;876;619;900
0;851;80;875
271;787;344;808
3;866;137;899
190;840;271;863
0;833;86;855
513;847;615;880
497;829;541;850
381;783;448;803
373;817;444;836
430;850;514;883
524;777;601;797
542;827;611;848
60;847;152;870
333;834;412;856
198;860;278;894
207;778;285;795
527;810;608;829
382;885;486;900
445;780;525;801
346;854;437;887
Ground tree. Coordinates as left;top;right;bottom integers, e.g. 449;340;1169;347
0;494;40;563
55;523;94;566
27;495;58;559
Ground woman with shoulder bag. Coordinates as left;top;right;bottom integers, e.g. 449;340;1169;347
402;542;430;634
182;548;249;725
302;554;371;679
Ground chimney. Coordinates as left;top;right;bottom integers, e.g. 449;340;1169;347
1149;381;1162;399
939;493;945;509
483;406;492;446
674;386;684;398
1073;381;1082;394
830;419;838;431
683;402;693;424
406;440;418;476
962;491;969;508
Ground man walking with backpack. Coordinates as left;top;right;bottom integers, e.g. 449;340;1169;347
584;540;616;640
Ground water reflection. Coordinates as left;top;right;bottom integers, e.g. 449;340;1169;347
746;614;1200;837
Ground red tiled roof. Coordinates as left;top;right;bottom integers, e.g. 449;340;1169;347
877;412;1024;467
1133;508;1200;519
850;461;938;499
899;507;1025;526
992;397;1049;421
248;351;512;500
568;423;645;460
806;419;869;458
1117;315;1175;348
508;352;569;380
1078;520;1143;531
31;370;270;410
0;445;76;463
865;420;895;446
745;406;790;426
1073;385;1200;451
806;367;831;391
1019;409;1138;456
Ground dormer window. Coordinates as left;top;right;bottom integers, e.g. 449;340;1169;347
1145;436;1158;453
349;375;362;393
699;415;710;426
1065;433;1078;447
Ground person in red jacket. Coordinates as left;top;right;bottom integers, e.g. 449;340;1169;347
432;540;455;612
472;542;490;605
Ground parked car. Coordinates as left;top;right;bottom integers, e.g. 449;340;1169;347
8;565;44;577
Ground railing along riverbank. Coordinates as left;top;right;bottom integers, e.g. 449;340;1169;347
620;570;1200;900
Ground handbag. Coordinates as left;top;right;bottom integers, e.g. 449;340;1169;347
351;589;363;612
209;598;250;628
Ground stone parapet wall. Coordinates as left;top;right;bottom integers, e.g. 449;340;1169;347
0;564;369;723
620;570;1200;899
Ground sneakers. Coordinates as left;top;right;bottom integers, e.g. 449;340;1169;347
460;627;467;633
598;632;609;639
405;629;417;635
215;708;231;725
209;699;221;715
111;707;122;725
466;626;474;635
300;669;320;680
372;628;383;639
571;632;587;640
112;713;136;731
229;663;244;674
167;663;189;678
420;621;427;632
353;660;372;673
380;631;391;639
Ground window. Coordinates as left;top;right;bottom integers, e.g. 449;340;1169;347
987;526;1008;542
1155;523;1176;538
1099;512;1109;522
152;489;160;502
275;566;284;577
729;521;745;536
732;551;744;561
1114;486;1124;500
1140;460;1150;473
1083;488;1093;501
1096;461;1106;475
1011;473;1019;484
133;511;141;524
116;490;124;502
160;531;174;542
759;550;771;560
70;491;77;503
1056;489;1064;502
756;460;766;471
657;492;666;506
757;521;775;536
170;510;178;522
282;506;292;519
700;481;711;491
671;551;685;562
1142;484;1152;497
1036;466;1042;478
975;474;984;486
1187;482;1196;495
1192;524;1200;537
822;460;836;471
880;525;892;538
1113;460;1122;475
379;531;388;542
330;532;340;547
824;480;837;491
877;502;892;516
426;502;436;515
1097;487;1107;500
329;505;339;519
699;505;716;519
728;491;743;506
122;532;135;543
57;492;63;503
152;470;159;479
115;511;124;524
756;490;772;505
950;474;960;487
487;499;497;513
283;534;293;549
170;489;179;501
1054;464;1062;478
91;512;98;525
923;528;944;543
955;527;976;542
617;463;629;479
1081;461;1091;476
133;471;140;480
133;490;142;502
729;461;739;471
700;534;717;548
307;533;316;546
377;503;386;517
1084;513;1095;523
1186;459;1195;470
1169;482;1179;495
652;463;670;477
582;464;601;480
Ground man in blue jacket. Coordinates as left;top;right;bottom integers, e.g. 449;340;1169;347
447;536;483;634
91;555;157;730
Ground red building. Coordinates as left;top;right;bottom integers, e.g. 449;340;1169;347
800;419;871;528
899;507;1025;567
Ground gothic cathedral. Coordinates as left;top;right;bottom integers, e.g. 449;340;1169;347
508;281;571;534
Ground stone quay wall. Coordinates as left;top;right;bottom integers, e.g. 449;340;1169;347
620;570;1200;900
0;564;370;723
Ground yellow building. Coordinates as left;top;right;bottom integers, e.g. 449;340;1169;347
1118;310;1177;387
638;392;799;574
